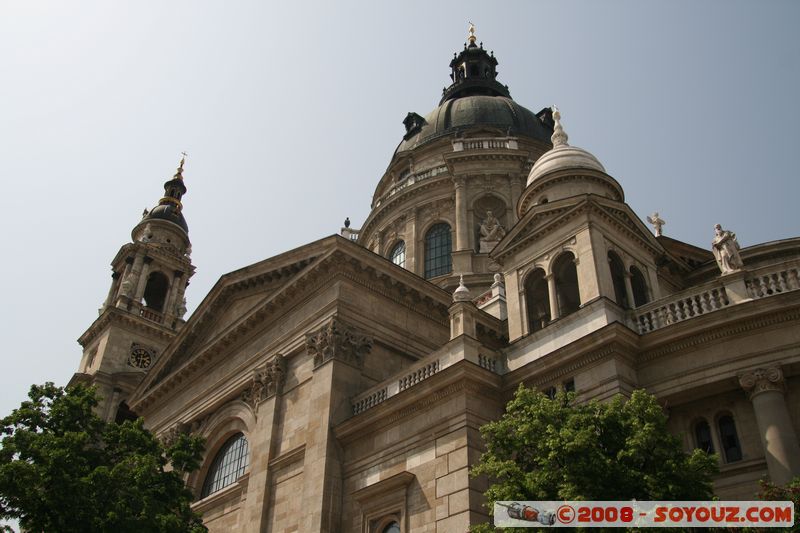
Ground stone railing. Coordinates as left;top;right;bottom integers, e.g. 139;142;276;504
375;166;449;207
341;227;360;241
746;264;800;299
452;137;519;152
140;307;165;324
351;340;502;415
633;261;800;334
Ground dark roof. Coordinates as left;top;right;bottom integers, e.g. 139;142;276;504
396;95;552;153
144;204;188;232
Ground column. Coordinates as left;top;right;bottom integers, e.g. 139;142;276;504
623;272;635;309
133;257;153;303
103;271;121;309
739;367;800;485
546;273;560;320
509;175;522;224
116;255;139;307
453;177;469;251
242;393;280;531
164;271;184;318
406;212;418;275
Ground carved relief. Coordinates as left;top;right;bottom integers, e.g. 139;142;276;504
739;367;785;399
307;317;373;369
241;354;287;407
160;416;206;447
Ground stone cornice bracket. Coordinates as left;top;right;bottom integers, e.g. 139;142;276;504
307;317;373;369
241;354;287;407
739;366;785;400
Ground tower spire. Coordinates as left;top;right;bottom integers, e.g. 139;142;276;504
440;24;509;105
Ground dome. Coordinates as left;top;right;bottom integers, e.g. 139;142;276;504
397;95;552;153
143;204;188;232
526;107;605;186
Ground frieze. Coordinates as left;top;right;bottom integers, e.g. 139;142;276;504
307;317;373;369
241;354;287;407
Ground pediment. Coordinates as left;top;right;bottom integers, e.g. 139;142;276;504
129;235;453;411
493;195;665;261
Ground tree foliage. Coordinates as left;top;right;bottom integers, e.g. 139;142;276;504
471;387;719;532
0;383;207;533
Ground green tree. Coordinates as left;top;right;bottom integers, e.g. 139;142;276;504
471;387;718;532
0;383;207;533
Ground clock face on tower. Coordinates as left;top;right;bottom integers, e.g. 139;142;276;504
128;344;154;369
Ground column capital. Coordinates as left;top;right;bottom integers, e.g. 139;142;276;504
739;367;785;399
453;176;466;189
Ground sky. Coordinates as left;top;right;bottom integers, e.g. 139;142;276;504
0;0;798;443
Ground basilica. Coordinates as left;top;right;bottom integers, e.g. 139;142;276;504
71;28;800;532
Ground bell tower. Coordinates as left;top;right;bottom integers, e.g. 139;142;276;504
71;156;196;421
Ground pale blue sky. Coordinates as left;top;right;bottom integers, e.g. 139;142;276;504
0;0;798;452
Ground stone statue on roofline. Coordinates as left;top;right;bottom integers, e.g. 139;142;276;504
712;224;744;275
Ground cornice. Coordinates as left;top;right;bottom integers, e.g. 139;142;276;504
77;306;176;347
638;305;800;363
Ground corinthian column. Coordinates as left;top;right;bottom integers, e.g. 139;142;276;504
739;367;800;485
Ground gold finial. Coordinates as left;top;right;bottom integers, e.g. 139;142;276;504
468;22;477;44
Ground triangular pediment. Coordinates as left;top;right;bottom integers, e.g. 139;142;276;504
493;194;666;261
129;235;453;410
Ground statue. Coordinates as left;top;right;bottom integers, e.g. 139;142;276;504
712;224;744;275
176;297;188;319
479;210;506;253
120;277;135;298
646;212;665;237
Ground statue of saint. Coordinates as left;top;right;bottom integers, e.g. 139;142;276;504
479;210;506;253
712;224;744;275
646;212;665;237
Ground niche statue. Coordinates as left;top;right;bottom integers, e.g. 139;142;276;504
479;210;506;253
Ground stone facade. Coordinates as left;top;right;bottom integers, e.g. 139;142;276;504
71;33;800;533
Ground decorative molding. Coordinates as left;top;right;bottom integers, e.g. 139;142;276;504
739;366;785;400
159;415;208;447
241;354;287;407
307;317;373;369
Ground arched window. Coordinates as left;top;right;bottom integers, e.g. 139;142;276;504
608;252;629;308
694;419;715;453
553;252;580;317
390;241;406;268
630;266;649;307
382;522;401;533
143;271;170;312
718;415;742;463
201;433;249;498
424;223;452;278
524;268;550;333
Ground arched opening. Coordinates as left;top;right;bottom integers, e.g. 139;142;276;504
630;266;649;307
608;251;629;308
424;223;452;278
382;521;401;533
389;241;406;268
524;268;550;333
717;415;742;463
114;401;139;424
201;433;250;498
693;419;715;453
143;271;169;312
553;252;580;317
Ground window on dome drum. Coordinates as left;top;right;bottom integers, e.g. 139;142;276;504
524;268;550;333
382;522;401;533
608;251;629;308
553;252;580;317
630;266;649;307
694;419;715;453
201;433;249;498
718;416;742;463
390;241;406;268
424;223;452;278
143;271;170;312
